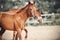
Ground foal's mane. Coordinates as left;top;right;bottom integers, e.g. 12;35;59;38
16;4;29;13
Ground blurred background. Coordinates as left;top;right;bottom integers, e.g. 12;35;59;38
0;0;60;26
0;0;60;40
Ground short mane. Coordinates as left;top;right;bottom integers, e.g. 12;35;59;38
16;4;29;13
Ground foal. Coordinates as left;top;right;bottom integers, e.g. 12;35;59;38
0;1;42;40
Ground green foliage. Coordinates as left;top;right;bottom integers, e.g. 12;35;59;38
0;0;59;13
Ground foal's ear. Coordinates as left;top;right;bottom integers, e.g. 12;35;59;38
33;1;35;4
28;1;35;4
28;1;31;4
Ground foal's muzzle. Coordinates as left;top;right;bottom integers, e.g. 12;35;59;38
34;16;42;23
37;16;42;23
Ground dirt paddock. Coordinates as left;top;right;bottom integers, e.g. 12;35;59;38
2;26;60;40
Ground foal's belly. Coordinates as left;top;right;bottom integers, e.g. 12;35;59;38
2;23;16;31
1;15;17;31
3;26;16;31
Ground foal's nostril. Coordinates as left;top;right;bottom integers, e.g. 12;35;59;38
38;19;42;23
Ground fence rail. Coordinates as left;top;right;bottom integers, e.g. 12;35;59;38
26;13;60;26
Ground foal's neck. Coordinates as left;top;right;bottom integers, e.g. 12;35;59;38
17;7;30;22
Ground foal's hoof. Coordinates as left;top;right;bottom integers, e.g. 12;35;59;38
0;39;2;40
25;37;27;40
25;36;27;39
0;37;2;40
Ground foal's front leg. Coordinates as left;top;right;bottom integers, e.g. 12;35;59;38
13;31;16;40
24;28;28;39
16;20;28;39
17;29;22;40
14;21;22;40
22;26;28;39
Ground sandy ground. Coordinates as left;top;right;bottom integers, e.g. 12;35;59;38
2;26;60;40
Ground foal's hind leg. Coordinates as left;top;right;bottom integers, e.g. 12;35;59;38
0;35;2;40
0;26;5;40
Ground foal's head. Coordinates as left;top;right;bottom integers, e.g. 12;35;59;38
27;1;42;22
